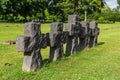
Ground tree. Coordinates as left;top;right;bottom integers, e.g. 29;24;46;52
117;0;120;5
0;0;105;22
117;0;120;10
80;0;104;21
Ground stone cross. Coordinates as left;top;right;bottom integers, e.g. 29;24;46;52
65;15;80;55
77;21;89;50
89;21;100;48
49;22;64;61
16;21;47;71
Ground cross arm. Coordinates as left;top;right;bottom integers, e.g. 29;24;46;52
16;36;34;52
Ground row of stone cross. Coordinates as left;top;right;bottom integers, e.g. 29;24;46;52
16;15;100;72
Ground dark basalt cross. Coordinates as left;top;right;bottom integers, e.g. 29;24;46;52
65;15;80;55
16;21;48;71
89;21;100;48
77;21;89;51
49;22;64;61
15;15;100;72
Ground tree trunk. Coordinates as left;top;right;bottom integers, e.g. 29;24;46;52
84;10;87;21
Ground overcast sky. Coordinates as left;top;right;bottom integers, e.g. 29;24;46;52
105;0;119;9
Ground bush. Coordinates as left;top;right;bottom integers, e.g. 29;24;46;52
98;16;104;22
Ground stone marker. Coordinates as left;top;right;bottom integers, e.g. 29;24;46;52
68;15;80;23
77;21;89;50
16;21;47;71
49;22;64;61
89;21;100;48
16;15;100;72
65;15;80;55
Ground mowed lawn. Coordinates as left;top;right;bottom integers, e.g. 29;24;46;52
0;22;120;80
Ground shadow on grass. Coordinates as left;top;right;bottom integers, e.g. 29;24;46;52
42;42;105;67
42;57;66;67
96;42;105;46
4;63;13;66
42;59;51;67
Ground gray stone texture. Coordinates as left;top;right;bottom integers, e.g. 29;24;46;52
66;36;78;55
50;45;64;61
16;22;43;71
68;15;80;23
40;34;49;48
65;23;76;36
79;21;89;38
49;22;64;61
61;31;69;43
89;21;100;48
23;50;42;72
65;15;80;55
16;36;31;52
24;22;41;37
77;21;89;51
16;15;100;72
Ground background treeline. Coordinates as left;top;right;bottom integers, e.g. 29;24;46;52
0;0;120;23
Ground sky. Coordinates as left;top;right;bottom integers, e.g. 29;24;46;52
105;0;119;9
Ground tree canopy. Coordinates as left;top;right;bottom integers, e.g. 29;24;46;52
0;0;116;22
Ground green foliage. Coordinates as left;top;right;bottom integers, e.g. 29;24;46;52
117;0;120;5
88;4;120;23
100;12;120;23
0;0;120;23
0;0;46;21
0;22;120;80
0;0;105;22
98;16;104;22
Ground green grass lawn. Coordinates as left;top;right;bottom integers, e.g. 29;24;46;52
0;22;120;80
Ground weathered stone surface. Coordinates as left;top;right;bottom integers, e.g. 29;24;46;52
16;36;31;52
49;45;63;61
68;15;80;23
65;23;76;36
77;37;88;50
40;34;48;49
79;21;89;38
23;50;42;72
49;22;64;61
50;22;63;47
65;15;80;55
88;36;96;47
89;21;97;29
77;21;89;51
66;36;78;55
89;21;100;36
49;33;62;47
88;21;100;48
16;21;44;71
50;22;63;33
24;22;41;37
65;22;80;35
61;31;69;43
74;21;81;34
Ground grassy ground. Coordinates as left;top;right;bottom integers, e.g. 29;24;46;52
0;22;120;80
